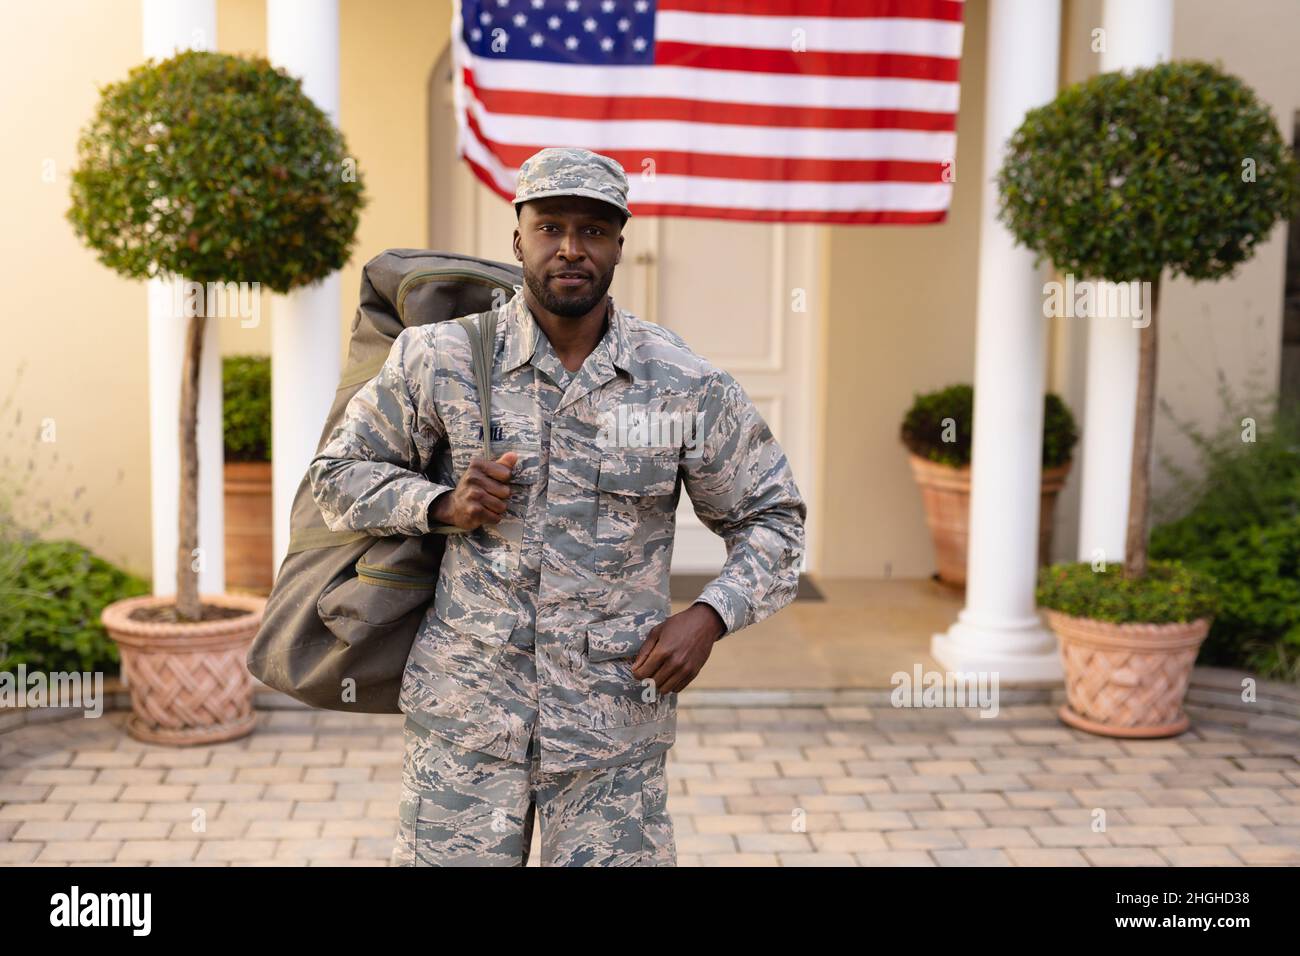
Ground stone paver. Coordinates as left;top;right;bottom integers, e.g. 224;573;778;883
0;697;1296;867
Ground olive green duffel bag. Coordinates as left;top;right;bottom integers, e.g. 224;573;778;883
245;249;519;713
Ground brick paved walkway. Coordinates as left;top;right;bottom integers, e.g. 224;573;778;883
2;689;1297;866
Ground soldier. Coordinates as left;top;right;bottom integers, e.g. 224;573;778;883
308;146;807;866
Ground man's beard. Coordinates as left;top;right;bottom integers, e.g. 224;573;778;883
523;263;615;318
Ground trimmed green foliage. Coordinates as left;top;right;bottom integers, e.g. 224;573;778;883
998;60;1299;283
67;50;366;291
1036;560;1218;625
900;384;1078;468
223;355;271;462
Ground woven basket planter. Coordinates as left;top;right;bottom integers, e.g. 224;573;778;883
100;592;266;746
1044;609;1211;738
908;454;1071;588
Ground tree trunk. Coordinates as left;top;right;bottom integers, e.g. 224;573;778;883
175;312;206;621
1123;277;1160;580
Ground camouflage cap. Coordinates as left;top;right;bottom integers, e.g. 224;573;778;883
513;146;632;221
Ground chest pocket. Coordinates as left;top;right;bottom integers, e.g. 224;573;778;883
594;450;679;563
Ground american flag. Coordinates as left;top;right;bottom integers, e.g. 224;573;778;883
452;0;965;224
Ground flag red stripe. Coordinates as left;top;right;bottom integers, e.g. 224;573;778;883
461;67;956;132
652;41;960;82
461;149;949;224
655;0;966;23
628;203;950;223
463;108;949;183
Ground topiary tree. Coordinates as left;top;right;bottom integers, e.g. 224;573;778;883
997;60;1298;582
67;50;366;621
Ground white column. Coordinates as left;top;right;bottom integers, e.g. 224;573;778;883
1076;0;1173;564
142;0;224;598
267;0;343;575
931;0;1063;681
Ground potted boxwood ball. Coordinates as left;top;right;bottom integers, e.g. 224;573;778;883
223;355;273;592
900;384;1078;588
67;50;365;744
1037;562;1218;736
998;61;1298;736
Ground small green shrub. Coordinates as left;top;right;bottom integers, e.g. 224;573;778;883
223;355;271;462
1159;517;1300;679
1041;393;1080;473
1037;560;1218;625
0;536;149;676
1151;400;1300;680
900;384;1078;468
1152;394;1300;541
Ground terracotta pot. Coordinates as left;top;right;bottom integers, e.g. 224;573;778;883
907;454;1071;588
1044;609;1211;738
100;592;266;745
224;460;273;592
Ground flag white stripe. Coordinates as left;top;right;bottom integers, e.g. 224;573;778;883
455;37;960;112
460;123;518;194
654;12;964;58
631;173;954;212
465;93;956;161
459;119;951;213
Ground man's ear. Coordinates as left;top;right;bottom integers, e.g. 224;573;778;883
512;229;522;262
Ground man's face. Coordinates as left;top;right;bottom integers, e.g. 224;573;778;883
514;195;623;319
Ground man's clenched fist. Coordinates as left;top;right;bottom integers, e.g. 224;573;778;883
429;451;519;531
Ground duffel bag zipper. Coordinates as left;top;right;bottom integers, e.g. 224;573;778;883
355;561;439;590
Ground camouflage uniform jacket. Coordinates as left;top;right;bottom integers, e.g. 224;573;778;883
309;288;807;772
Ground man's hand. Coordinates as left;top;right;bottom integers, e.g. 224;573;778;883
430;451;518;531
630;602;726;696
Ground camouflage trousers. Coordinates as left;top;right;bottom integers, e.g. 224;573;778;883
390;715;676;866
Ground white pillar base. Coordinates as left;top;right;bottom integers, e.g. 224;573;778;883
932;612;1062;683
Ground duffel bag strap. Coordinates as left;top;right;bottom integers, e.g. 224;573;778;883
428;310;499;536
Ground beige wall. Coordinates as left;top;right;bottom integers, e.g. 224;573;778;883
0;1;148;574
3;0;1296;584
